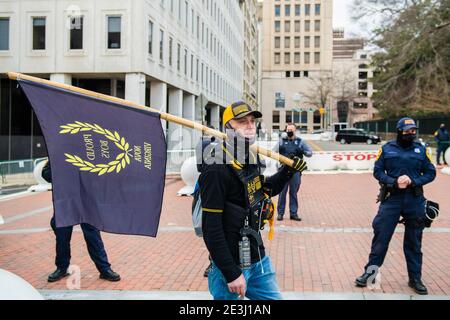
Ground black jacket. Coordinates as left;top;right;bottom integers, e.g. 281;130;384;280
199;154;294;282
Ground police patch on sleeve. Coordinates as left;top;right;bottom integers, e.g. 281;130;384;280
426;147;433;162
375;148;382;160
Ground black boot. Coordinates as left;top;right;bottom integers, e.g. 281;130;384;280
355;271;376;287
99;269;121;282
277;215;283;221
290;215;302;221
48;268;69;282
408;278;428;295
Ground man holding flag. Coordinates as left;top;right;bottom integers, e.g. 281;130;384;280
12;73;304;298
199;101;307;300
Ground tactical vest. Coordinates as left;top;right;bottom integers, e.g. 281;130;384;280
280;138;304;159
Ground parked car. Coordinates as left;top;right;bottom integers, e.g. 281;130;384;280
335;128;381;145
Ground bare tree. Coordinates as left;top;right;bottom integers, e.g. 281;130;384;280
351;0;450;118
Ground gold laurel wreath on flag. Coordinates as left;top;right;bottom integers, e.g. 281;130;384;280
59;122;131;176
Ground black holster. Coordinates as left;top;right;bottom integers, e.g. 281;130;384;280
377;184;392;203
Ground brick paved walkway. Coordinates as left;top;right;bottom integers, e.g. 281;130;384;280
1;172;449;297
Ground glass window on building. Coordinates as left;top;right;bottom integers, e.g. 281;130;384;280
294;52;300;64
275;5;280;17
285;5;290;16
293;111;300;123
314;36;320;48
196;58;199;81
107;16;121;49
272;111;280;123
286;112;292;123
33;17;46;50
294;71;301;77
314;52;320;64
295;5;301;16
286;71;291;78
295;20;300;32
284;36;290;49
304;70;309;77
184;49;188;75
0;18;10;50
191;54;194;79
177;43;181;70
315;20;321;31
185;1;188;28
69;16;83;50
197;16;200;39
359;71;368;79
354;102;368;109
301;111;307;123
159;29;164;62
274;21;281;32
305;20;310;32
0;79;48;161
149;21;154;55
274;36;280;48
304;36;310;48
284;52;290;64
275;92;285;108
191;9;195;34
313;110;321;124
274;52;280;64
284;21;290;32
315;4;321;15
305;4;310;16
359;82;368;90
294;36;300;48
304;52;310;64
168;37;173;65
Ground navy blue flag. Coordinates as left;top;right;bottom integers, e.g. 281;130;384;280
19;79;167;237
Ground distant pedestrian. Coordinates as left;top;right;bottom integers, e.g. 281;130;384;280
434;123;449;166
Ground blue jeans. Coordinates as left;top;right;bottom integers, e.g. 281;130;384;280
208;256;282;300
277;172;301;217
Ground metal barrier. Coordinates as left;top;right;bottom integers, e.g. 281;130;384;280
166;149;195;174
0;158;47;185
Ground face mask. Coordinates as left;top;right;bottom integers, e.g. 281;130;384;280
287;131;294;138
402;133;416;142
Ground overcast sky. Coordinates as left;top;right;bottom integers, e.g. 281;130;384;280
333;0;353;30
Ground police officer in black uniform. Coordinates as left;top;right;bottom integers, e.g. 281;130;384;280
434;123;449;166
199;101;307;300
276;123;313;221
42;160;121;282
355;118;436;295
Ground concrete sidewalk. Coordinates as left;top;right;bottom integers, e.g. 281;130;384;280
39;290;450;300
1;173;449;299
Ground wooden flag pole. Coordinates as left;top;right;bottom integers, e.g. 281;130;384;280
7;72;294;167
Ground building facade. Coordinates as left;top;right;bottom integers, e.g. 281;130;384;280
240;0;259;110
0;0;244;161
260;0;333;133
332;29;376;126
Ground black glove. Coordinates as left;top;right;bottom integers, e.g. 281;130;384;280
289;156;307;173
